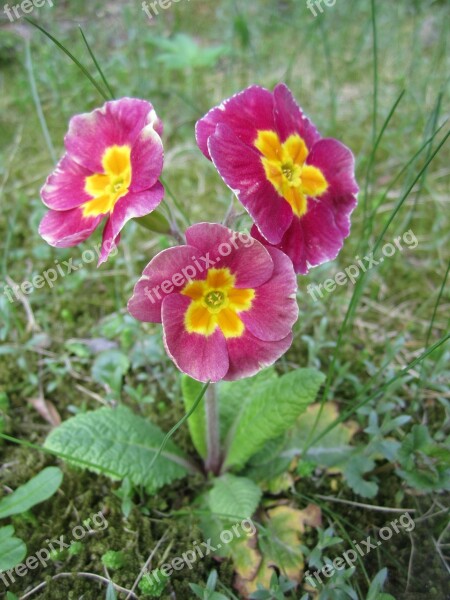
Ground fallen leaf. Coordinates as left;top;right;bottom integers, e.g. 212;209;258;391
28;397;61;427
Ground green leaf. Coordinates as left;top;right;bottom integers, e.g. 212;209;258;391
189;583;205;599
0;526;26;571
367;568;389;600
0;467;63;519
223;369;325;470
181;375;207;458
343;455;378;498
147;34;229;70
286;402;357;470
219;368;277;441
398;424;432;467
209;474;262;520
92;350;130;395
134;210;171;234
244;437;291;483
6;592;20;600
44;406;190;493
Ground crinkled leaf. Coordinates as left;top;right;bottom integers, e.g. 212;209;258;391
209;474;262;520
44;406;189;493
244;437;292;483
224;369;325;470
0;467;63;519
219;368;278;440
236;504;321;597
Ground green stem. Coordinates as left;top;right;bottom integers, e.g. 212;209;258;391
148;381;209;472
204;384;221;475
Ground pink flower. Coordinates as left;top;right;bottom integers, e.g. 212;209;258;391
128;223;298;382
39;98;164;265
196;84;358;274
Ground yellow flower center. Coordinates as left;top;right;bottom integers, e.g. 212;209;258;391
255;130;328;217
83;145;132;217
181;268;255;338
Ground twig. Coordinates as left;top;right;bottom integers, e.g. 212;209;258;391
126;531;169;600
414;507;449;524
315;494;416;513
405;531;415;592
20;572;138;599
5;275;40;332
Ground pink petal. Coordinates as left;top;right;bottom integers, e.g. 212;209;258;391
98;217;120;265
65;98;162;172
241;247;298;342
127;244;200;323
306;138;358;235
41;154;93;211
129;126;164;193
224;331;293;381
185;222;274;288
39;207;103;248
259;196;354;275
110;182;165;242
97;184;164;265
208;125;293;244
162;294;229;383
273;83;321;148
196;85;275;159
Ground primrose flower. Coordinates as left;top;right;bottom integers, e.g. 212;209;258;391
196;84;358;274
39;98;164;264
128;223;298;382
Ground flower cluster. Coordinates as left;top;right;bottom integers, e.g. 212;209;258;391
39;84;358;381
40;98;164;265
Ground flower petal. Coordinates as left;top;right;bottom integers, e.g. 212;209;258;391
307;138;358;190
162;294;229;383
39;207;102;247
65;98;162;172
41;154;93;211
196;85;275;159
129;125;164;192
127;244;201;323
224;331;293;381
208;125;293;244
273;83;321;148
240;247;298;341
185;222;274;288
105;182;165;247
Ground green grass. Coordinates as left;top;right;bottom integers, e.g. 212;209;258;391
0;0;449;598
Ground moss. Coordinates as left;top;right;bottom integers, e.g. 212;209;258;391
2;463;233;599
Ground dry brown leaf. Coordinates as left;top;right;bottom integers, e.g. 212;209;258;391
28;396;61;427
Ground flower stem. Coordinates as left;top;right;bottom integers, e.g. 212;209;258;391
205;384;221;475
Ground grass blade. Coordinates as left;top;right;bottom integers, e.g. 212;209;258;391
26;18;110;101
79;26;115;100
148;381;210;471
307;332;450;451
24;40;56;163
